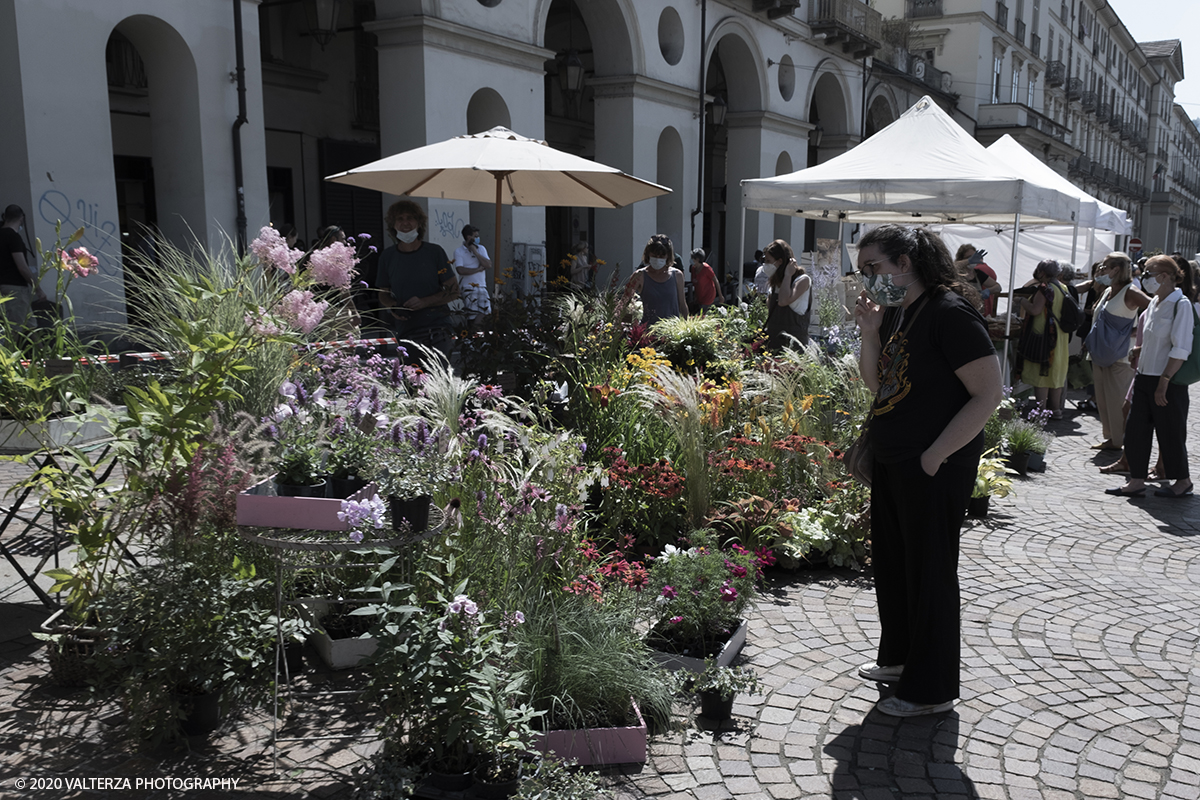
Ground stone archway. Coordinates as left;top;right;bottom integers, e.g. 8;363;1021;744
774;151;794;244
657;127;684;250
704;24;767;275
467;88;512;134
865;93;897;139
466;88;513;271
107;15;204;329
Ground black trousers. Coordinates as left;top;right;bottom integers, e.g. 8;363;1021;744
870;457;975;705
1125;374;1190;480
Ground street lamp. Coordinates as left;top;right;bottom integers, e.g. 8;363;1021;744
304;0;342;49
708;96;727;127
559;49;586;98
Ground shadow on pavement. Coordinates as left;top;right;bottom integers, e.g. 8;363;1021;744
824;698;980;799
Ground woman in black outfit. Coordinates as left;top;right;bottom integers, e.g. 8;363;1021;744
853;224;1003;717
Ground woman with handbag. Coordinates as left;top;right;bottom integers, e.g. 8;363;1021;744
1017;259;1072;418
1105;254;1195;498
852;225;1002;717
1085;253;1150;459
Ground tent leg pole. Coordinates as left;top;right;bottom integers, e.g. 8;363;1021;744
1070;220;1079;267
1001;213;1022;386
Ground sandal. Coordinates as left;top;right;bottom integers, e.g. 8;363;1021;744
1099;459;1129;474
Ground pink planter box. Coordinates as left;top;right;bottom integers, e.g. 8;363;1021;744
236;479;378;530
535;699;646;766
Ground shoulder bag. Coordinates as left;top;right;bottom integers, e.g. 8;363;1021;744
844;294;931;487
1170;297;1200;385
1083;289;1137;368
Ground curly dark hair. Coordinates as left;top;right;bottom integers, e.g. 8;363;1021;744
858;224;976;303
385;200;427;243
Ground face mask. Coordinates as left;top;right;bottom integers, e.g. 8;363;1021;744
649;257;667;270
863;272;912;307
472;236;480;245
1142;275;1160;294
762;261;778;277
1095;273;1112;286
396;227;419;244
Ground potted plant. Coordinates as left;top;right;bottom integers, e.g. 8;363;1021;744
327;416;377;499
686;660;762;721
643;529;759;672
1003;418;1045;475
970;450;1016;519
88;558;279;742
368;444;449;532
272;432;329;497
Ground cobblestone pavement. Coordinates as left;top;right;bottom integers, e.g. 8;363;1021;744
1;392;1198;798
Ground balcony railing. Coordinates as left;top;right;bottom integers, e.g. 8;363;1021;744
1015;20;1026;46
1030;33;1041;58
1081;90;1097;110
1066;77;1082;99
808;0;882;58
906;0;943;18
1096;101;1110;121
1046;61;1065;87
996;1;1009;30
976;102;1070;143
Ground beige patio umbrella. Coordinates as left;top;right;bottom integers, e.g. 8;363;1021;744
325;126;670;294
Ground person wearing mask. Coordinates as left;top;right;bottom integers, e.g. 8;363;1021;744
762;239;812;350
689;248;724;312
622;234;687;326
1085;253;1150;457
0;205;46;334
375;200;459;356
1105;254;1194;498
752;250;772;295
853;224;1002;717
453;224;492;326
1017;259;1071;418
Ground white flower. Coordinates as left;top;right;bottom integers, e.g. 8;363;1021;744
279;381;297;398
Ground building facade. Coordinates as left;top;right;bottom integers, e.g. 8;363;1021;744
1;0;894;326
876;0;1193;255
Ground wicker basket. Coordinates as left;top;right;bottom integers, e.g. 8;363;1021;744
40;610;103;687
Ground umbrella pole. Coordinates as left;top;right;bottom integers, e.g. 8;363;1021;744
495;174;503;299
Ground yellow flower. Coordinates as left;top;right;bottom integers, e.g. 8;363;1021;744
801;394;815;411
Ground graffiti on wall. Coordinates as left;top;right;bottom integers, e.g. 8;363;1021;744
431;208;467;241
38;189;119;258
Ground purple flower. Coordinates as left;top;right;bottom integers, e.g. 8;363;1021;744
477;433;488;450
661;585;678;599
579;442;587;455
719;583;738;602
669;616;683;624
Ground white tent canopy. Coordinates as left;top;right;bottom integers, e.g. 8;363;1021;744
984;135;1129;234
935;224;1117;291
741;96;1081;226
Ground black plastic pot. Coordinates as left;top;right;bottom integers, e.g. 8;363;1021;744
388;494;431;532
275;478;328;497
967;495;990;519
328;476;367;499
1005;451;1031;476
176;689;222;736
699;690;735;721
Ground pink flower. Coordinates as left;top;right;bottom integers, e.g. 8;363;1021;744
661;585;677;599
249;226;302;275
719;583;738;602
275;289;328;334
728;564;748;579
306;241;358;288
669;616;683;624
245;307;285;336
57;247;100;278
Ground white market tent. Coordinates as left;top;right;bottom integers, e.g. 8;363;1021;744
935;135;1129;290
740;96;1083;376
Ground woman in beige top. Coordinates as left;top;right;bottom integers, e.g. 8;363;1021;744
1088;253;1150;463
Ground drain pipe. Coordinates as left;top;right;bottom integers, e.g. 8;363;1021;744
690;0;707;253
232;0;249;256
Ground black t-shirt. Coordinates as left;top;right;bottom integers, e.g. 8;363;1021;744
375;241;453;334
0;227;29;286
870;288;996;466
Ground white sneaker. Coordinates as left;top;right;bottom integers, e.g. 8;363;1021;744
875;696;954;717
857;662;904;682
